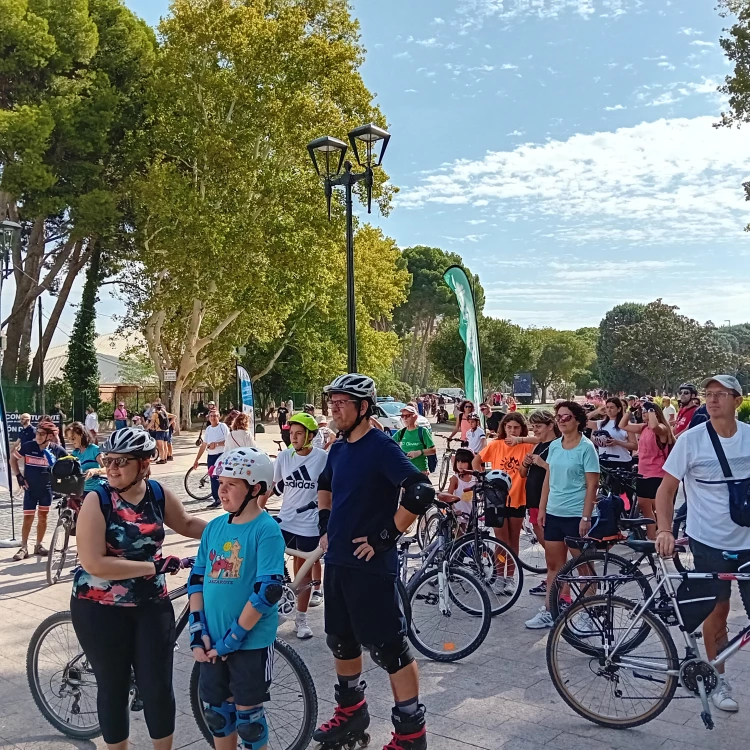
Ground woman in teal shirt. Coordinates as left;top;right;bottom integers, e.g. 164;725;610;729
526;400;599;629
64;422;104;492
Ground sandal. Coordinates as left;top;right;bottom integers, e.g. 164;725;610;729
34;543;49;557
12;546;29;561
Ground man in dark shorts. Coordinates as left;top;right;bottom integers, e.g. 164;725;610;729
315;374;434;750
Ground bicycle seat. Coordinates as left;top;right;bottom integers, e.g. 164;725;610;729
619;517;655;529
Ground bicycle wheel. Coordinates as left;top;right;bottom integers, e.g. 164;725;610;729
190;638;317;750
548;550;652;623
27;611;100;739
449;535;523;616
184;465;212;501
438;453;451;491
518;513;547;574
408;567;491;661
672;512;693;573
546;595;679;729
416;509;441;550
46;518;71;585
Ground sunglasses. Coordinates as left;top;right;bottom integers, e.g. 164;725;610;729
554;414;574;424
101;456;139;468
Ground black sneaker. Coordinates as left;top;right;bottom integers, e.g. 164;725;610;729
204;501;221;510
166;456;174;462
529;581;547;597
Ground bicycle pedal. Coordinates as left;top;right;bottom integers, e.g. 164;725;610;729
130;698;144;712
701;711;714;730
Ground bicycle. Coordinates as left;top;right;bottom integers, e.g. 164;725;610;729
183;462;212;501
46;493;83;585
546;538;750;731
27;558;318;750
437;436;462;491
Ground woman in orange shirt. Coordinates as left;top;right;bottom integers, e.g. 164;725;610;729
472;412;536;557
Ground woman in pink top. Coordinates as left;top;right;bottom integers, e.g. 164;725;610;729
619;401;675;539
448;400;475;445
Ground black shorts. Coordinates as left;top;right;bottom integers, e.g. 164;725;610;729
689;538;750;605
485;505;525;526
281;528;319;553
324;563;406;647
199;645;274;707
544;513;581;545
636;476;662;500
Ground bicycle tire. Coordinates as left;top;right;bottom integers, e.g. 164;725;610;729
190;638;317;750
438;453;451;491
449;535;523;616
518;515;547;574
416;509;440;550
546;595;679;729
407;567;491;662
27;611;101;740
397;578;412;629
184;466;212;501
548;550;652;622
672;513;693;573
46;519;70;586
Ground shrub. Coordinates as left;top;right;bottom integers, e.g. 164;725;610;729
738;400;750;424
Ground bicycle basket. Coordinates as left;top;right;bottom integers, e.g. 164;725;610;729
676;578;718;633
51;457;85;497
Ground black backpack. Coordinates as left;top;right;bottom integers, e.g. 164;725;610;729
157;409;169;431
395;426;438;473
587;493;625;541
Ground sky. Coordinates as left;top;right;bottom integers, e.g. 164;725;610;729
40;0;749;345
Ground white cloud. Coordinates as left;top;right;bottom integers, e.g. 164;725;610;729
393;51;410;59
644;55;668;61
637;76;721;107
658;61;676;70
398;116;750;246
414;37;439;47
433;17;445;24
404;89;417;93
604;104;625;111
501;63;518;70
467;219;487;225
455;0;635;28
680;27;702;36
691;40;716;48
551;260;674;281
506;129;525;136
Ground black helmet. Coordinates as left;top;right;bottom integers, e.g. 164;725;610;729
51;456;85;497
678;383;697;395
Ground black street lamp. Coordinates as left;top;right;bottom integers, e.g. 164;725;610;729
0;215;21;351
307;123;390;373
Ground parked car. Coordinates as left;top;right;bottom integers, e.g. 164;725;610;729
375;401;432;434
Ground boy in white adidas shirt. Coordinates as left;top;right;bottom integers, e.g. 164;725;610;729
261;413;327;639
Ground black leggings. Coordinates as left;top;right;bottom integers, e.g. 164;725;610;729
70;597;176;744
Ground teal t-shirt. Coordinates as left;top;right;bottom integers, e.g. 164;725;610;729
395;427;435;472
72;444;102;492
196;511;285;650
546;436;599;517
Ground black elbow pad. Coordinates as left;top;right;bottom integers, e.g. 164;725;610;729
400;479;435;516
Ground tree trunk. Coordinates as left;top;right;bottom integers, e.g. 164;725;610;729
402;320;421;383
16;303;36;383
173;380;184;433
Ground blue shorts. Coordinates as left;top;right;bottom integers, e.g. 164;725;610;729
543;513;581;545
152;430;168;442
24;486;53;514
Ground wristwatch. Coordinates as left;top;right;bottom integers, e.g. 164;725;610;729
581;516;591;522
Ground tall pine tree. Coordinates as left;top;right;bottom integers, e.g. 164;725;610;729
64;245;101;421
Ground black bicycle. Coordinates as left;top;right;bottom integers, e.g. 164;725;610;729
46;493;83;585
27;559;317;749
183;462;212;502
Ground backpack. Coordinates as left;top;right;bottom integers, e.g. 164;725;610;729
587;493;625;541
93;480;166;525
396;426;438;473
157;409;169;431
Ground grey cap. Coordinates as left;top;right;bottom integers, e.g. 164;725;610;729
701;374;743;396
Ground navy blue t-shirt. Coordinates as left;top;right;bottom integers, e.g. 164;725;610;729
688;404;709;429
19;426;35;445
18;440;67;491
320;428;423;575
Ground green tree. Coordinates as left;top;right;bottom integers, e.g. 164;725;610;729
0;0;155;385
596;302;650;393
117;352;157;388
530;328;595;403
613;300;732;392
63;245;101;420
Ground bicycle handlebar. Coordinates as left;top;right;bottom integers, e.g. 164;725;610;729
296;500;318;514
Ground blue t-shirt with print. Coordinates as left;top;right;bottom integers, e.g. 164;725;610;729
546;436;599;517
195;511;285;650
19;440;67;492
72;444;102;492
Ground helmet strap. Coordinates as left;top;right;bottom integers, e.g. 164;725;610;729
341;399;370;442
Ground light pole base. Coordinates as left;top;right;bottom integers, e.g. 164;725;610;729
0;538;18;548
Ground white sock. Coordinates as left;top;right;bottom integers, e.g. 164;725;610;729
296;611;307;624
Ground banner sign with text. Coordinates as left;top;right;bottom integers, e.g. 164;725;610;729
237;365;256;435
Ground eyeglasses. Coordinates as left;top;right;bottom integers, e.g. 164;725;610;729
101;456;139;468
679;390;693;396
554;414;574;424
329;399;355;409
704;390;735;401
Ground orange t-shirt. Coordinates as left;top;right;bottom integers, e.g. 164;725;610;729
478;439;533;509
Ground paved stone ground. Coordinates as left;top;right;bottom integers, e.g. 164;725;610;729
0;428;749;749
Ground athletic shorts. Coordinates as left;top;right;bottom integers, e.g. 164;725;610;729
152;430;168;442
636;476;662;500
199;644;274;707
23;487;52;514
485;505;526;526
281;528;319;553
689;538;750;605
324;563;406;647
544;513;582;545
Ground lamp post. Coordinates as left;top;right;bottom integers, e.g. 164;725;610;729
307;124;391;373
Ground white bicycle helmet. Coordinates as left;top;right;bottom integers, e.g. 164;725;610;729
102;428;156;456
484;469;512;510
323;373;377;404
213;448;274;489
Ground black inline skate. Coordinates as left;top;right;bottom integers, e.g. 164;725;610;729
383;705;427;750
313;681;370;749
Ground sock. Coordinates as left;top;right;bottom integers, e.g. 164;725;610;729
337;673;361;690
395;696;419;716
295;611;307;623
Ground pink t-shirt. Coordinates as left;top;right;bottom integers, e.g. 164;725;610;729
637;426;669;479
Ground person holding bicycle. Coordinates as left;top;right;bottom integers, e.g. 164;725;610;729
190;447;285;750
656;374;750;714
71;428;206;750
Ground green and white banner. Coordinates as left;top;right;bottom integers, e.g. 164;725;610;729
443;265;483;412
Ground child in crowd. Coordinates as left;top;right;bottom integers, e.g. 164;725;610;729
438;448;476;530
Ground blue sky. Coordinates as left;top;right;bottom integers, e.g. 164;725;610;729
88;1;748;337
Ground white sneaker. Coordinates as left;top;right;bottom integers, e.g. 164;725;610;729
525;607;554;629
309;590;323;607
569;610;598;638
294;618;313;640
712;678;739;712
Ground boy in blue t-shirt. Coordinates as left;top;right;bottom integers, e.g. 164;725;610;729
189;448;285;750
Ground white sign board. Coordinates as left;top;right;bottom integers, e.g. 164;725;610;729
164;370;177;382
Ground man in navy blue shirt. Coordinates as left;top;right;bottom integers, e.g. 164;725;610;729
314;374;434;750
10;419;67;560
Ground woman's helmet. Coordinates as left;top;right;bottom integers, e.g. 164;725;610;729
483;469;512;510
213;448;274;489
102;428;157;456
323;373;377;404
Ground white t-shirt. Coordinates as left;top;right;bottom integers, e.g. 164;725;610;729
593;420;631;463
85;413;99;432
663;405;677;424
204;422;230;455
466;427;486;454
312;427;334;450
664;420;750;550
273;447;328;537
225;429;255;450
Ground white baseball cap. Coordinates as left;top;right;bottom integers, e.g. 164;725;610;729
701;374;742;396
400;405;419;416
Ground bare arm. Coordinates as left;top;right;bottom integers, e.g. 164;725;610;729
471;453;484;472
619;411;645;434
645;410;668;440
164;488;207;539
538;470;551;522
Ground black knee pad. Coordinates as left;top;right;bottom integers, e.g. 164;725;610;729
368;637;414;674
326;633;362;661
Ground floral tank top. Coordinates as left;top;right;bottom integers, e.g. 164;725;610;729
72;481;169;606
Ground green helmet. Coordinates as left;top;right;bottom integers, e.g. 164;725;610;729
288;413;319;434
